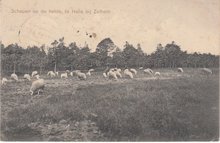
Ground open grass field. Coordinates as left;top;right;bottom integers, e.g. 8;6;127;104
1;68;219;141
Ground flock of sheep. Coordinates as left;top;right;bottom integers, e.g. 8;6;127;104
1;67;213;96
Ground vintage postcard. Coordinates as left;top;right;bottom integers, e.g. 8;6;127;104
0;0;219;141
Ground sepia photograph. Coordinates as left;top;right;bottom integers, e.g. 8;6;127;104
0;0;219;141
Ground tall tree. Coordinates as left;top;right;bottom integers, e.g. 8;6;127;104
122;41;139;67
51;40;59;72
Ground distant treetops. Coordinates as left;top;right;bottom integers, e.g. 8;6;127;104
1;38;219;75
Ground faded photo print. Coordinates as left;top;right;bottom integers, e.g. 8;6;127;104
0;0;219;141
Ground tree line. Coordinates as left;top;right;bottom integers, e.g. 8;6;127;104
1;37;219;75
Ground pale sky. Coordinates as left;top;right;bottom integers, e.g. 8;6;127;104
1;0;220;54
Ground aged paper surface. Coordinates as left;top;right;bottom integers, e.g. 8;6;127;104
1;0;220;54
0;0;219;141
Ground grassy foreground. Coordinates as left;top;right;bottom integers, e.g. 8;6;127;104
1;69;219;141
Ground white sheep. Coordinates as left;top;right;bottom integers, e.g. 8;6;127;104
47;71;52;76
61;73;68;79
47;71;56;78
139;67;143;70
103;72;108;78
75;71;86;80
31;71;38;77
107;69;118;80
114;68;122;78
11;73;18;81
102;68;113;79
24;74;31;81
177;68;184;73
86;71;91;76
2;78;8;85
124;69;133;79
30;79;45;95
86;69;95;76
144;69;151;74
71;70;79;76
148;68;154;73
89;69;95;72
144;68;154;75
130;68;137;75
201;68;212;76
155;72;161;79
51;72;56;78
70;72;73;77
116;68;121;72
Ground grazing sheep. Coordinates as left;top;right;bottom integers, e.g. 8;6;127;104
148;68;154;74
31;71;38;77
86;71;91;76
144;69;151;75
115;71;122;78
24;74;31;81
89;69;95;72
124;69;134;79
30;79;45;95
177;68;184;73
86;69;95;76
139;67;143;70
114;68;122;78
75;71;86;80
144;68;154;75
47;71;52;75
107;69;118;80
130;68;137;75
155;72;161;79
11;73;18;81
2;78;8;85
50;72;56;78
201;68;212;76
155;72;160;76
47;71;56;78
103;72;108;78
61;73;68;79
71;70;80;76
116;68;121;73
70;72;73;77
103;67;110;78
